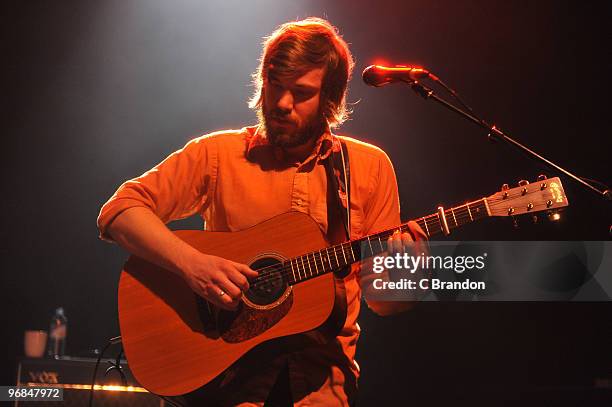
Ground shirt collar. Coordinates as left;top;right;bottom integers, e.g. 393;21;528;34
246;124;341;165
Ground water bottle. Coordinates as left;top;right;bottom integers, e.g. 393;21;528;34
48;307;67;358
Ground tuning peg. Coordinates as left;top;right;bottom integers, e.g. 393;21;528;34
532;215;539;224
547;211;561;222
537;175;548;190
501;183;509;199
512;216;519;228
518;180;529;195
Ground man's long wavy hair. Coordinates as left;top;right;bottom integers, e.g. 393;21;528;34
249;18;355;129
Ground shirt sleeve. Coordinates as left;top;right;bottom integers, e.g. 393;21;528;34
361;149;401;236
96;135;217;241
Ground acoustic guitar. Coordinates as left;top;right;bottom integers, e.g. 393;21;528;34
118;176;568;396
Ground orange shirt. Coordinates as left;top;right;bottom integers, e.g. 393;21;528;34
97;126;401;406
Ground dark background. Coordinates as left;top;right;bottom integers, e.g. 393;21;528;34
3;1;611;405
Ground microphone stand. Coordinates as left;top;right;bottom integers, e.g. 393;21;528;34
406;80;611;201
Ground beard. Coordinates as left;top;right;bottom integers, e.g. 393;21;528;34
262;107;327;149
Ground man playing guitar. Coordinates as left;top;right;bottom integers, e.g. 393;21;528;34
98;17;424;406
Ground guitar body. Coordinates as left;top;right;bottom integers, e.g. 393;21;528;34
118;211;346;396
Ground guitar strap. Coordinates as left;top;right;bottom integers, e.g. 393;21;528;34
324;138;351;242
319;137;351;339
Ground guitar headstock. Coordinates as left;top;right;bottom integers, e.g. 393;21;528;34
486;175;569;217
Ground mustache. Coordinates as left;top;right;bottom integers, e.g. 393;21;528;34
268;112;293;121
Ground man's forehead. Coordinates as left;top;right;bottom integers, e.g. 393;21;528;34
268;65;325;87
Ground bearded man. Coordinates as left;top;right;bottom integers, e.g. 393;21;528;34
98;17;424;407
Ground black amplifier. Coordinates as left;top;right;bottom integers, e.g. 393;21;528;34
15;357;164;407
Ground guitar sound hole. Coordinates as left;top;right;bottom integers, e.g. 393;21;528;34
245;257;288;306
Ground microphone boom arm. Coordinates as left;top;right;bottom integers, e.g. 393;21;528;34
405;79;610;201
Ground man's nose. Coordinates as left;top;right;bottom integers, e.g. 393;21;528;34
276;90;293;113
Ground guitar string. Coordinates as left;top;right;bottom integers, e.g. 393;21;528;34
250;205;554;289
248;193;557;288
247;192;559;288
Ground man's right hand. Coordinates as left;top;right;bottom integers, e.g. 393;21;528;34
106;207;259;311
180;254;259;310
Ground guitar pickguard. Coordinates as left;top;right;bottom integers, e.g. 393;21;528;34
217;293;293;343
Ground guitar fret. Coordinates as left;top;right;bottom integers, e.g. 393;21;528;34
289;259;296;282
321;251;326;272
348;243;356;262
367;236;374;256
466;204;473;221
325;249;333;269
312;252;319;275
320;252;325;272
451;207;458;226
377;236;384;252
340;244;347;265
306;254;313;277
333;246;340;267
422;217;430;237
295;257;306;280
300;256;306;278
291;259;298;281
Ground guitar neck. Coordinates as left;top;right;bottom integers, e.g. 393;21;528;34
413;198;490;238
285;198;490;285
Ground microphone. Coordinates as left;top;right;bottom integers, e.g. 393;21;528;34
362;65;436;87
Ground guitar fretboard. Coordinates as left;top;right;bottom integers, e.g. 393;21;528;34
283;198;490;285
